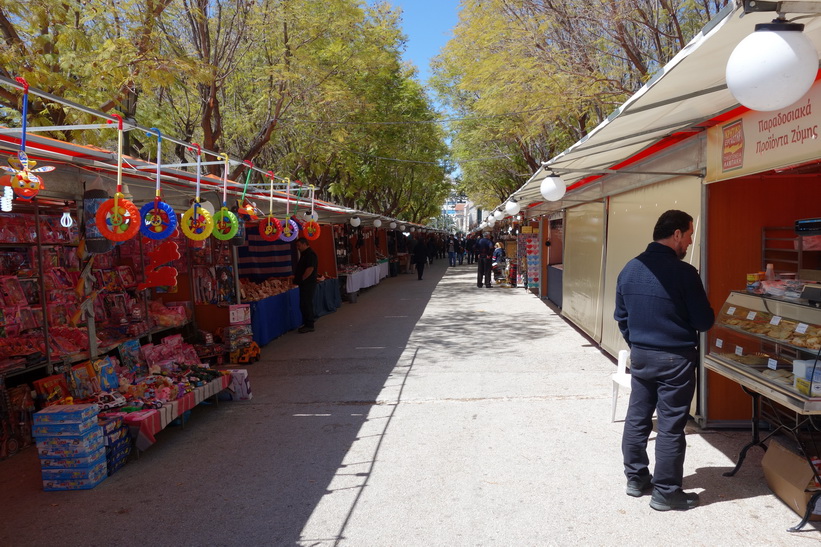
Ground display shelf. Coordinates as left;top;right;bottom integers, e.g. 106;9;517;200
706;290;821;531
47;321;194;368
706;291;821;413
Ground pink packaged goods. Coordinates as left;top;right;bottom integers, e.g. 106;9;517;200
229;304;251;325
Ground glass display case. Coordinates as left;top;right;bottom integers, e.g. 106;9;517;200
705;291;821;414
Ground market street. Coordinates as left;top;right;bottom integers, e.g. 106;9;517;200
0;262;818;546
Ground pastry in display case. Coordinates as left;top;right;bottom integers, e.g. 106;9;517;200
706;291;821;412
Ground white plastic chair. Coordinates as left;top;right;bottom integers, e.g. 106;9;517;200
611;349;632;422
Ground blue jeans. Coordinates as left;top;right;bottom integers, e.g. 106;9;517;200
622;346;698;496
448;251;456;266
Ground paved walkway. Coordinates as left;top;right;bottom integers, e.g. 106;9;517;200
1;259;819;546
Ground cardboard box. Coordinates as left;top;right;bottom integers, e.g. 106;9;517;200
761;437;821;520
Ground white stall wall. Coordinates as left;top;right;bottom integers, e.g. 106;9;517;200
562;202;606;341
600;176;703;356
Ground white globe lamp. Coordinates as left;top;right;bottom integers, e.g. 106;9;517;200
373;218;382;228
493;209;504;221
350;216;361;227
390;221;397;229
726;19;819;112
487;216;496;227
400;224;406;231
540;173;566;201
505;199;521;216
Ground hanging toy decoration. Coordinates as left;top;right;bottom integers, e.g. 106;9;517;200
0;77;56;204
140;128;178;240
302;184;320;241
258;171;282;241
95;114;140;241
279;178;299;243
212;153;239;240
180;143;214;241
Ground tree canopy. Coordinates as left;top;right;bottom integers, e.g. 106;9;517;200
432;0;730;209
0;0;451;222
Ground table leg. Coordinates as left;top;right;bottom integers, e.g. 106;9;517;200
724;387;767;477
788;491;821;532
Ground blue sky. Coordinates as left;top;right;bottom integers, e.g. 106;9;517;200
390;0;461;84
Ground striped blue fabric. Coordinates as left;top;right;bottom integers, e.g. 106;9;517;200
237;230;293;282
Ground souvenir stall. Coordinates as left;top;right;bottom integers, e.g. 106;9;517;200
0;108;241;471
0;78;351;472
335;216;390;302
237;178;340;346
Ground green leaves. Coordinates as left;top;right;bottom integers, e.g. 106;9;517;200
0;0;450;222
433;0;730;207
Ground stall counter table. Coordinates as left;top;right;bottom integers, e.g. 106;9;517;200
249;288;301;346
340;263;390;294
314;277;341;318
118;374;231;452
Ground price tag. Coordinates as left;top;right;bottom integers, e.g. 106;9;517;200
716;339;724;349
770;316;782;326
768;358;778;370
727;307;736;316
746;311;757;320
796;323;809;334
735;345;744;356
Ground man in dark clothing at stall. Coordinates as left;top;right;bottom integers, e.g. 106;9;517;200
465;235;476;264
614;209;714;512
294;237;319;333
475;232;494;288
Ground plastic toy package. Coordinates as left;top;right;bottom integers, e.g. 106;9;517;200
35;427;104;458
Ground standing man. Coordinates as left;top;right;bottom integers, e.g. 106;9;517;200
614;210;714;511
475;232;493;288
294;237;319;333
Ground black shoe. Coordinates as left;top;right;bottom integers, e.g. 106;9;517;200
649;489;699;511
298;326;315;333
485;285;492;288
626;474;653;497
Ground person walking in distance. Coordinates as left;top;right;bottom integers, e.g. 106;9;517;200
294;237;319;333
475;232;493;288
413;235;429;280
614;210;714;511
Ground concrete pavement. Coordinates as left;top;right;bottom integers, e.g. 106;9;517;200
0;257;819;546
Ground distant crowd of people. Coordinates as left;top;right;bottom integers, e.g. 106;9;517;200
397;232;508;285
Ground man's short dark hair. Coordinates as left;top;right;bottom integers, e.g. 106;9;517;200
296;237;309;245
653;210;693;241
